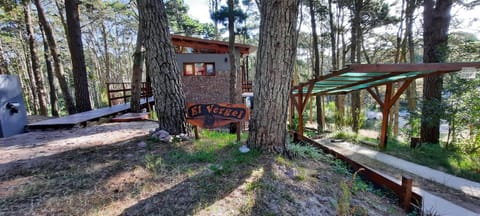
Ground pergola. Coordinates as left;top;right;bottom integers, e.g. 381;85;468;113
290;62;480;150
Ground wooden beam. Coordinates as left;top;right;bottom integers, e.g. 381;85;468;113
295;133;423;213
386;79;413;110
301;83;315;108
297;63;480;97
401;176;413;212
367;88;384;108
379;83;393;150
348;62;480;73
324;71;410;94
297;86;305;136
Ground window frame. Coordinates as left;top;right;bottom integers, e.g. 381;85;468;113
183;62;216;76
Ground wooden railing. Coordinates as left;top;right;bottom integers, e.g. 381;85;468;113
292;132;422;213
106;82;153;106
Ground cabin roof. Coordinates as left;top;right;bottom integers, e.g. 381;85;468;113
172;35;256;56
292;63;480;96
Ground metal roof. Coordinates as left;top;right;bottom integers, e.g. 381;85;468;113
292;63;480;96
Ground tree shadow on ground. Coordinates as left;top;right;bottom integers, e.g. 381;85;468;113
0;136;149;214
120;148;262;216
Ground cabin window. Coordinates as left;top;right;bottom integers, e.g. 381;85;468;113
183;63;215;76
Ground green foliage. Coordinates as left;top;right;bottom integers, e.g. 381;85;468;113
443;73;480;146
288;116;299;131
332;159;351;176
336;168;366;216
287;142;323;161
448;32;480;62
333;131;358;142
304;130;317;138
337;181;351;216
149;106;158;121
401;115;421;139
145;153;167;176
325;101;337;124
165;0;213;37
190;150;217;163
456;134;480;155
384;138;480;182
345;108;366;132
209;162;233;175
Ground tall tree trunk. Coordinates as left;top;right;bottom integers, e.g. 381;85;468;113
23;1;48;116
40;24;59;117
309;0;324;132
22;37;38;115
101;21;111;81
0;39;9;74
130;19;144;113
247;0;299;153
54;0;68;33
65;0;92;112
33;0;76;114
421;0;453;144
405;0;417;112
228;0;238;104
350;0;362;133
227;0;239;133
329;0;344;128
138;0;188;135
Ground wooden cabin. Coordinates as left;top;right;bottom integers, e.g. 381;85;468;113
106;35;255;106
172;35;255;104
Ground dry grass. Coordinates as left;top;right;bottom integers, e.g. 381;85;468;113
0;127;405;216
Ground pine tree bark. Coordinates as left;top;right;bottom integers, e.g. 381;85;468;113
0;39;9;75
33;0;76;114
350;0;362;133
101;22;111;81
421;0;453;144
23;1;48;116
228;0;238;104
309;0;324;132
22;38;38;115
65;0;92;113
40;24;59;117
130;19;144;113
247;0;299;153
405;0;417;113
138;0;188;135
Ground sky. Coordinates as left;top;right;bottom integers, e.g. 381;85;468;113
183;0;480;37
184;0;212;24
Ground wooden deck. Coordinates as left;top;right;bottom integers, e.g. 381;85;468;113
27;97;154;130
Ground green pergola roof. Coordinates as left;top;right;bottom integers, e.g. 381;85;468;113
292;63;480;96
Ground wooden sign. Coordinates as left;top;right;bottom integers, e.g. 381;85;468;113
186;103;249;129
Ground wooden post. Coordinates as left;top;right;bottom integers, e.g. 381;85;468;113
297;86;305;136
379;83;392;150
288;96;293;130
194;126;199;139
236;122;241;142
401;176;413;212
122;83;127;104
106;83;112;107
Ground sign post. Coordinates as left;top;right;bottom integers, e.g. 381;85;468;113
186;103;250;141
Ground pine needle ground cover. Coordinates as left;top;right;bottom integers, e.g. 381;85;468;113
0;126;403;215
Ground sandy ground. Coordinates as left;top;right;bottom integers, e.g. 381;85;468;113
0;119;405;215
0;121;158;176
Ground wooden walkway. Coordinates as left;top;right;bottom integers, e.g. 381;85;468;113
27;97;154;130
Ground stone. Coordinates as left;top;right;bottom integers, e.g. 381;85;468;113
176;133;190;141
137;141;147;148
285;168;297;178
157;130;169;139
239;145;250;153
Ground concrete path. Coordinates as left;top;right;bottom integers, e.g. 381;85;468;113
315;139;480;216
